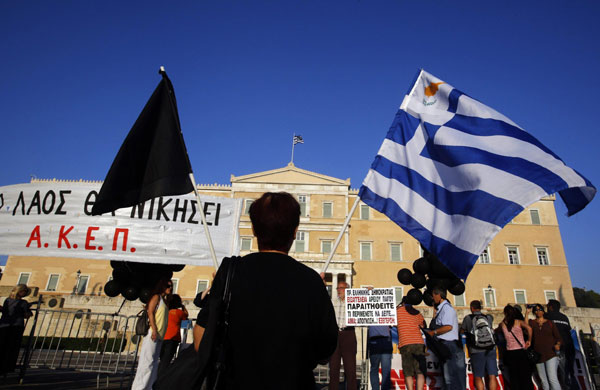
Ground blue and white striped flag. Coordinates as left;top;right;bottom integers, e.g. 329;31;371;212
359;70;596;280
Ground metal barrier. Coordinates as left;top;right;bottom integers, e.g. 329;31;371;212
19;307;140;377
314;359;369;389
16;307;371;388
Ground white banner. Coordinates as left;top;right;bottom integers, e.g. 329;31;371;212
0;182;242;266
345;288;397;326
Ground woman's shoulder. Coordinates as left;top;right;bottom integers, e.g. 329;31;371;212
18;299;30;307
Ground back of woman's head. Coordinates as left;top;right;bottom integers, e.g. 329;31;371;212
168;294;183;310
503;304;517;330
10;284;30;299
249;192;300;252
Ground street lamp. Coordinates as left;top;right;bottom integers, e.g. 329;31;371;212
486;284;495;307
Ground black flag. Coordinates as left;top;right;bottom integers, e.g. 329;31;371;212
92;70;194;216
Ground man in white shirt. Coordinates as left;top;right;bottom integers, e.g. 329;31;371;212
329;281;357;390
425;287;466;390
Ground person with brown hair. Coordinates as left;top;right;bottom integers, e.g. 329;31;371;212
461;300;497;390
396;299;426;390
157;294;188;377
497;304;534;390
527;304;562;390
0;284;32;376
131;278;172;390
196;192;338;389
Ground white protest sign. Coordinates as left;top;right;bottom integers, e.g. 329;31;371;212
345;288;397;326
0;182;242;266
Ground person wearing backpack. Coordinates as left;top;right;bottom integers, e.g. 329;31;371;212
461;300;498;390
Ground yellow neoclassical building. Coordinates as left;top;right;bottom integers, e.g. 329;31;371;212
1;163;576;308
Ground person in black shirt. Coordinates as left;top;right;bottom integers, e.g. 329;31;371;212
0;284;32;376
546;299;578;390
198;192;338;389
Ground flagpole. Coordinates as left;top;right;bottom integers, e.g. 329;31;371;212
189;173;220;269
159;67;219;269
321;196;360;273
291;132;295;164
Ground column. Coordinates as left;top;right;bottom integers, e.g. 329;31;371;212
345;272;352;288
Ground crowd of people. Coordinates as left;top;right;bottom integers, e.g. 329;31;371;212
0;191;583;390
131;279;192;390
365;291;579;390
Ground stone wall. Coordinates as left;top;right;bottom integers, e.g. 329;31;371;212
0;291;200;323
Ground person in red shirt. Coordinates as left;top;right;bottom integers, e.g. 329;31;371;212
396;300;426;390
157;294;188;377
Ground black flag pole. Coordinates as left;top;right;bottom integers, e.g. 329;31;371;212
158;67;219;268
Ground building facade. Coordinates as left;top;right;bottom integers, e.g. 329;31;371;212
1;163;576;308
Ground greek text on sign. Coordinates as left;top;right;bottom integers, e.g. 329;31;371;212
0;182;242;266
345;288;397;326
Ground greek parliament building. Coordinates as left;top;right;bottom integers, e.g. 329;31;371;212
1;163;576;309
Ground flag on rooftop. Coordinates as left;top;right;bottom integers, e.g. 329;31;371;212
359;69;596;280
92;70;194;216
293;135;304;145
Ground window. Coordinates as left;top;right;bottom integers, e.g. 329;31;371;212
244;199;254;215
360;242;372;260
390;243;402;261
46;274;60;291
537;247;549;265
394;287;403;305
241;237;252;251
454;293;466;307
76;275;89;294
530;209;541;225
322;202;333;218
17;272;31;285
196;280;209;295
479;247;491;264
507;246;520;264
545;290;557;302
360;204;370;220
514;289;527;304
321;240;333;254
171;279;179;294
295;231;306;252
484;288;497;308
298;195;308;217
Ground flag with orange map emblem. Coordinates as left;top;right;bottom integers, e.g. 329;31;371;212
359;70;595;280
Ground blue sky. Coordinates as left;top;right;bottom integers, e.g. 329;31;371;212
1;1;599;290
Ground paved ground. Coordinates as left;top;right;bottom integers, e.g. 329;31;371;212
0;368;132;390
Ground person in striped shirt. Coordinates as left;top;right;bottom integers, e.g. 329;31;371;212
396;299;426;390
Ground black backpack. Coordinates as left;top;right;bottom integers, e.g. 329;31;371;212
135;309;150;336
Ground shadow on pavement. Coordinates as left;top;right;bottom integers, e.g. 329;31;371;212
0;368;131;390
